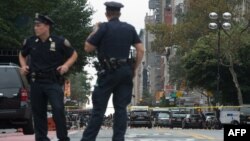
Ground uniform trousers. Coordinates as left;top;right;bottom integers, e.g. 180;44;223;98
81;65;133;141
30;80;70;141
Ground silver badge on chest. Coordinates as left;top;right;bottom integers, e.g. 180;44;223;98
50;42;56;51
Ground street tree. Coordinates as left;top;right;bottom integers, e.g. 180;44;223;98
0;0;93;73
147;0;250;105
69;71;91;107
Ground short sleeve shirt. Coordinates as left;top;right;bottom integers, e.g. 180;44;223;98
87;18;141;59
21;35;75;72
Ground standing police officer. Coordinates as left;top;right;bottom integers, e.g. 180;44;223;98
81;1;144;141
19;13;78;141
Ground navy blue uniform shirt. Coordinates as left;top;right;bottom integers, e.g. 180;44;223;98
87;17;141;59
21;35;74;73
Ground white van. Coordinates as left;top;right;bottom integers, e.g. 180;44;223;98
219;110;240;125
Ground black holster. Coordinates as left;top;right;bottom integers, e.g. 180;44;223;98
93;61;106;76
101;58;131;71
55;71;65;85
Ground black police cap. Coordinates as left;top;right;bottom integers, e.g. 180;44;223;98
34;13;54;25
104;1;124;11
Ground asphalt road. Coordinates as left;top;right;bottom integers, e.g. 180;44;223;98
0;127;223;141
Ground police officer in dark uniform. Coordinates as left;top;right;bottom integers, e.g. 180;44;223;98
19;13;78;141
81;1;144;141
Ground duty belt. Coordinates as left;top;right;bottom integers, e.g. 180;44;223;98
103;58;131;70
94;58;134;76
29;71;64;84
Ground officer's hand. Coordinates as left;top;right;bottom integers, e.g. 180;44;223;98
20;66;29;75
57;65;69;75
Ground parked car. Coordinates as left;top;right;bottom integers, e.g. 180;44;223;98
182;113;205;129
0;63;34;135
204;112;217;129
129;110;152;128
204;112;216;120
150;107;169;127
240;105;250;125
205;115;221;129
127;112;131;126
170;111;188;128
154;112;172;128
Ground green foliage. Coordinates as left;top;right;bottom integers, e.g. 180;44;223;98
50;0;93;72
147;0;250;104
69;71;91;104
183;35;217;90
237;44;250;104
0;0;93;72
158;96;168;107
168;48;186;85
146;24;174;53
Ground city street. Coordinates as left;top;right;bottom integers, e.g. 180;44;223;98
1;1;250;141
0;127;223;141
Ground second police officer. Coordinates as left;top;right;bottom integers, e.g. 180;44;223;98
81;1;144;141
19;13;78;141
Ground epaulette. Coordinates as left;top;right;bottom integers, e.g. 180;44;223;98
22;39;27;46
64;39;72;47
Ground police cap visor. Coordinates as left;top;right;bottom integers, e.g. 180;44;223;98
34;14;54;25
104;1;124;11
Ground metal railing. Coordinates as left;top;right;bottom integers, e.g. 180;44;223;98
0;49;20;56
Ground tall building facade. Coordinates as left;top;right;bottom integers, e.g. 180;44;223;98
141;0;183;105
131;30;146;105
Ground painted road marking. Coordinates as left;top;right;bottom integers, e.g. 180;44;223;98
179;131;215;140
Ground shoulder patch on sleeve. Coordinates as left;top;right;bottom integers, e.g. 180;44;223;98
101;22;108;28
22;39;27;46
64;39;72;47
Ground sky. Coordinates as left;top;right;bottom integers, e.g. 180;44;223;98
87;0;149;32
84;0;149;115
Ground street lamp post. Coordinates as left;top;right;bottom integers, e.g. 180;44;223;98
208;12;232;104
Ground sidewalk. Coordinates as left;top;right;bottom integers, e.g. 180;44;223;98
0;131;57;141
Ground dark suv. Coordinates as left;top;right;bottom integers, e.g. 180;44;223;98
0;63;34;135
182;113;205;129
170;110;188;128
240;105;250;125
